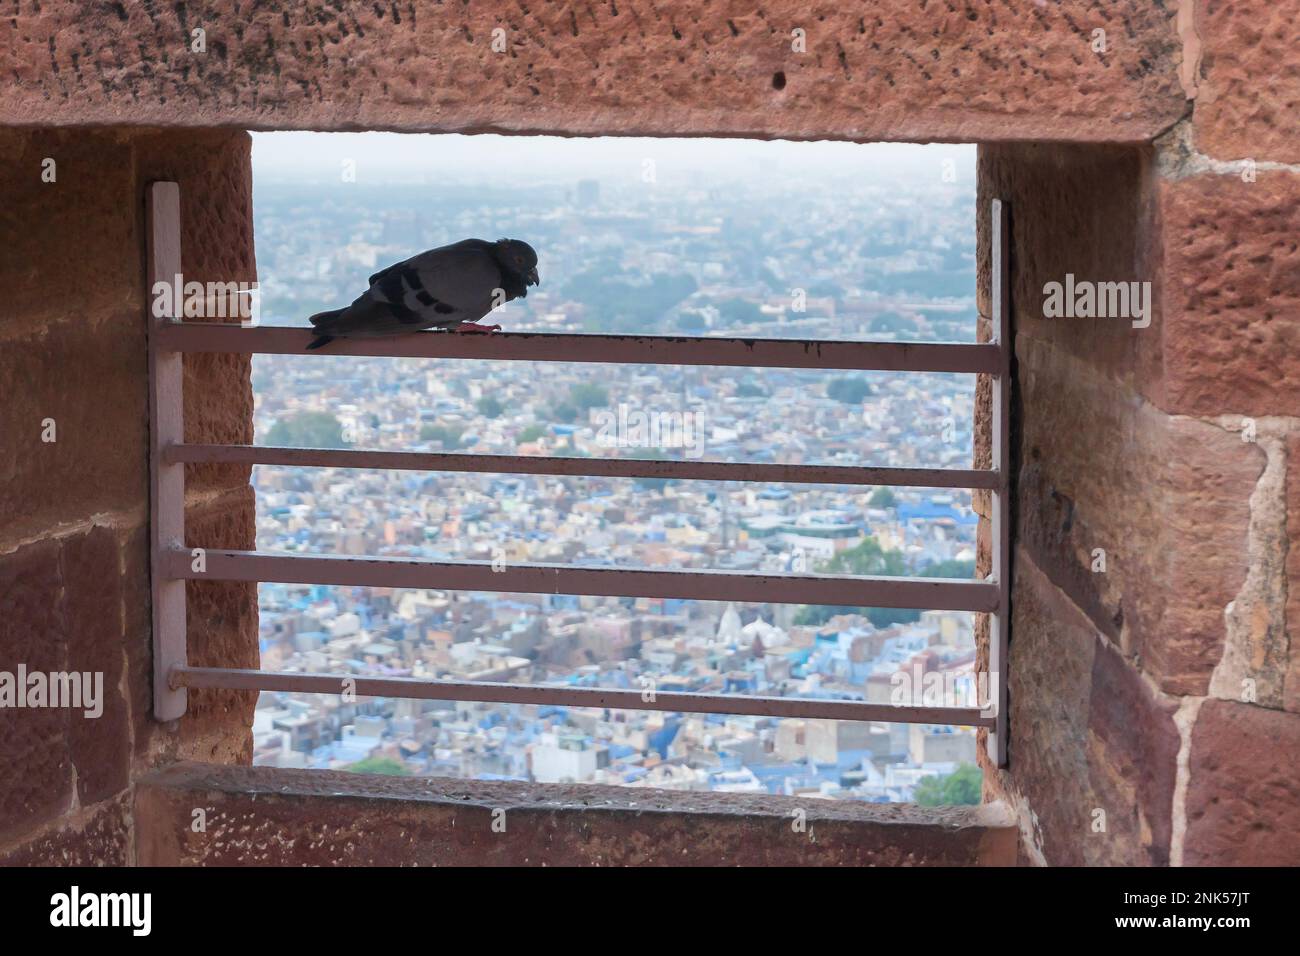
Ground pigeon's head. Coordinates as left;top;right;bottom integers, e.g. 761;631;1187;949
495;238;540;288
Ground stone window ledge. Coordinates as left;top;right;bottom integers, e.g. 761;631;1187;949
134;762;1018;866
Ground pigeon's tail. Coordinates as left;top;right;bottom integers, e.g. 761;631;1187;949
309;308;344;328
306;308;345;351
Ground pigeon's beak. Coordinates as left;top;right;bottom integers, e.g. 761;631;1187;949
527;266;540;287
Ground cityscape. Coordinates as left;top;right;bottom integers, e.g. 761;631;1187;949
249;135;984;804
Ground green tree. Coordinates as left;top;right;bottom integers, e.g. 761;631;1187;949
419;423;463;448
632;447;673;493
568;382;609;412
517;423;546;444
868;487;897;509
345;756;411;776
914;764;982;806
550;401;579;424
922;558;976;579
827;377;873;404
266;411;346;448
476;395;505;419
792;538;922;629
561;270;698;332
823;537;907;576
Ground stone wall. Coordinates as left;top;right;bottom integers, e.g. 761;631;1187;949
975;127;1300;865
0;127;258;864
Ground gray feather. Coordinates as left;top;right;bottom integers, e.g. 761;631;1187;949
310;239;509;339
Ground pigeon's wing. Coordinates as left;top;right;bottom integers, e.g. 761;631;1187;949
401;240;506;321
321;241;504;338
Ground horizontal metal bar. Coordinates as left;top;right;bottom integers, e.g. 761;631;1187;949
168;443;1003;491
167;548;999;612
173;666;995;728
157;323;1000;373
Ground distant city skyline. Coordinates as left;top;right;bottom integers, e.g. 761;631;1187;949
248;137;983;801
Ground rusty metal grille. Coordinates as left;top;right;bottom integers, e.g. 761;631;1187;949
147;181;1012;766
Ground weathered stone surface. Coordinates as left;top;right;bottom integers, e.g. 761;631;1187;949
0;2;1187;142
999;551;1098;866
1183;699;1300;866
994;552;1181;865
1158;171;1300;417
977;143;1165;399
63;526;132;806
1193;0;1300;164
0;322;149;546
120;524;160;762
0;540;73;843
1013;336;1261;695
0;129;139;340
1085;639;1180;865
1287;433;1300;714
136;762;1018;866
0;795;132;867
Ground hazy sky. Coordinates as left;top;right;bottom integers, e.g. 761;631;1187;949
252;132;975;187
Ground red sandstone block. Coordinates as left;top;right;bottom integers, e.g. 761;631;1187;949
0;323;149;545
1008;553;1182;865
1183;699;1300;866
1193;0;1300;164
1086;639;1180;865
1013;336;1260;696
0;795;132;866
120;524;160;759
0;130;138;339
63;526;131;805
1004;552;1097;866
0;2;1185;142
1159;171;1300;417
977;144;1164;399
1286;433;1300;714
0;540;74;842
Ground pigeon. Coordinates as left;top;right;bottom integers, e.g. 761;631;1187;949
305;238;540;350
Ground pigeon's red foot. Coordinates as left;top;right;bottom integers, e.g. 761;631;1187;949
454;322;503;334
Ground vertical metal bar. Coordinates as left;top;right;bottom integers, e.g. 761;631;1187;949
987;199;1011;767
147;181;187;721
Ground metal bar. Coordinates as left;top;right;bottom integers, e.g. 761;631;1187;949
157;322;1000;374
172;666;997;728
147;182;188;722
168;443;1003;491
988;199;1012;768
166;548;1000;613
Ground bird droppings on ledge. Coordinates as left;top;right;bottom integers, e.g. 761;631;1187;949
133;762;1017;866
